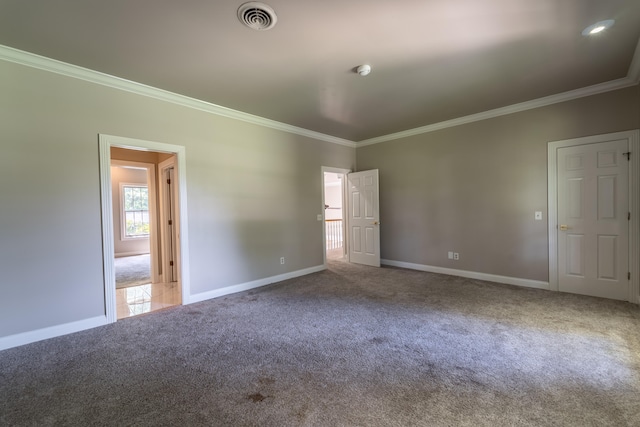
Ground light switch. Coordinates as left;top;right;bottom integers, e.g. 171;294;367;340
317;214;323;221
535;211;543;220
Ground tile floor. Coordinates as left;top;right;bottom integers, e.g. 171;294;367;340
116;282;181;319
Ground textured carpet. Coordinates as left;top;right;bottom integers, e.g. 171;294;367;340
1;260;640;426
115;254;151;289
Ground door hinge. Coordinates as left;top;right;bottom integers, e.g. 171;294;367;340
170;260;174;267
168;219;173;225
623;152;631;161
628;272;631;280
629;212;631;221
167;178;171;184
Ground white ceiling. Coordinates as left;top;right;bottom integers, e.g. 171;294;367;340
1;0;639;143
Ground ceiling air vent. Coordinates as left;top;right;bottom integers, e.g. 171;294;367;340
238;2;277;31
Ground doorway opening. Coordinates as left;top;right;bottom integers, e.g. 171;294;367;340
110;152;180;319
99;135;191;323
321;166;381;268
111;160;154;291
323;171;347;261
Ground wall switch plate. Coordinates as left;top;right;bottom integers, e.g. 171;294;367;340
317;214;323;221
453;252;459;260
535;211;543;220
448;251;454;259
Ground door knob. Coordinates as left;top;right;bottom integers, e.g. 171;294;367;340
373;221;380;225
559;224;569;231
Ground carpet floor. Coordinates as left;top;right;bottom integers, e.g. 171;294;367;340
115;254;151;289
1;260;639;426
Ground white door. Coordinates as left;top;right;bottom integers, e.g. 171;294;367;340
557;139;629;300
348;169;380;267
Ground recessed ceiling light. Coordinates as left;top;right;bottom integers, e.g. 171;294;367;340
582;19;615;36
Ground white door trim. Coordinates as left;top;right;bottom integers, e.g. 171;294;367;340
548;130;639;303
99;134;191;323
158;156;179;285
321;166;351;267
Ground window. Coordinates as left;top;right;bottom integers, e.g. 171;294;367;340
122;185;149;238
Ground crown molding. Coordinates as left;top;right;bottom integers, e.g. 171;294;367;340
358;36;640;147
0;45;356;148
628;37;640;84
2;40;638;150
356;76;637;147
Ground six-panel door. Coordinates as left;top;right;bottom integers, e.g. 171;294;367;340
557;139;629;300
348;169;380;267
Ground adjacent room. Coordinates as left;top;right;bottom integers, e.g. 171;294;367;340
1;1;639;425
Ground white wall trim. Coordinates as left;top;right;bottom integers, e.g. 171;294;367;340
188;265;326;304
99;139;117;323
99;134;192;322
357;78;637;147
3;43;638;150
0;44;356;149
0;316;107;351
547;130;640;303
381;259;550;290
115;251;150;258
628;131;640;304
628;37;640;84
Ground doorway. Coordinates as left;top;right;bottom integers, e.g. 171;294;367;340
111;160;156;291
99;134;191;323
111;153;181;318
548;130;640;303
322;167;381;268
323;170;347;261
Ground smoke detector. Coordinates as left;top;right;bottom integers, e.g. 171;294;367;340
238;2;278;31
356;65;372;76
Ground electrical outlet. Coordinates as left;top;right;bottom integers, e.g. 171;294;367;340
280;257;285;264
448;251;454;259
453;252;459;260
317;214;323;221
535;211;543;220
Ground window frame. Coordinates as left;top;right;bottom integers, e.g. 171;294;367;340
120;182;151;240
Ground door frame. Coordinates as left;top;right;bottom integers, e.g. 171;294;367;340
547;130;639;303
321;166;351;267
99;134;191;323
158;156;179;285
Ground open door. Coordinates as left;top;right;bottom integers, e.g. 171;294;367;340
159;156;179;284
347;169;380;267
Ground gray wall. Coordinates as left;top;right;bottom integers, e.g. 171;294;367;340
357;86;640;282
0;59;354;338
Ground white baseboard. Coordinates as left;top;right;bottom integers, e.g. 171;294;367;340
0;265;326;352
381;259;550;290
0;315;108;352
115;251;150;258
187;265;326;304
